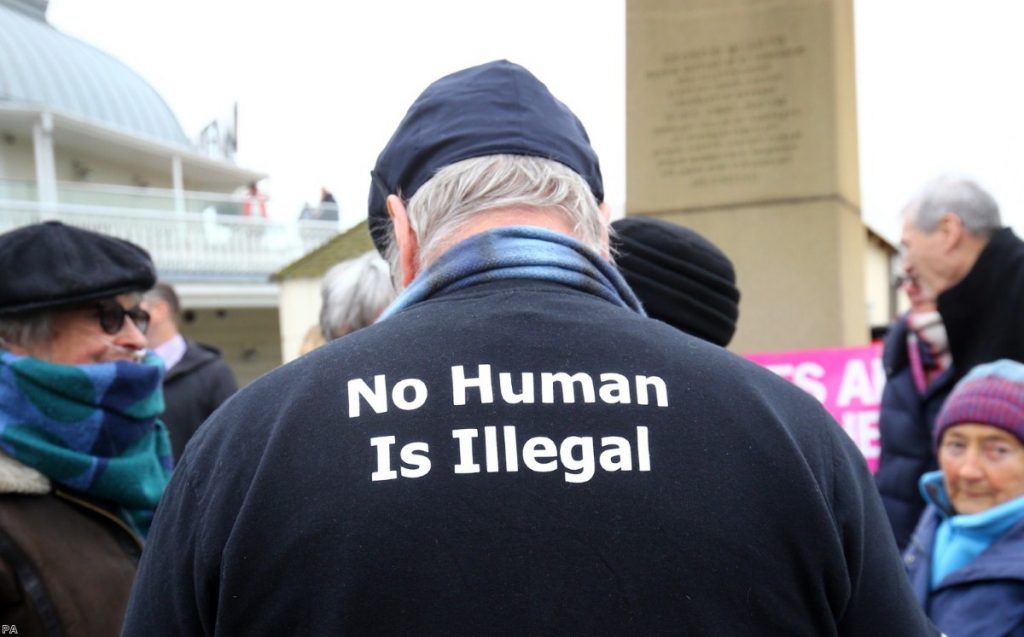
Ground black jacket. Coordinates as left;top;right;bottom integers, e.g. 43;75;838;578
123;279;936;636
939;227;1024;381
161;340;237;461
875;317;953;550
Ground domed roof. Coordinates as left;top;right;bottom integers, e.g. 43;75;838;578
0;1;189;147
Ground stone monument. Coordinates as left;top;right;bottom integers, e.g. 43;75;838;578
627;0;866;352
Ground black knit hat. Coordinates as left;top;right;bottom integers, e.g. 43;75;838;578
0;222;156;315
612;217;740;347
368;59;604;256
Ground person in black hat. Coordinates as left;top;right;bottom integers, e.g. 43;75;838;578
612;217;739;347
0;222;172;636
124;61;935;635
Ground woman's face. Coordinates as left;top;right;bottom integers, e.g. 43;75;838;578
20;294;149;365
939;423;1024;515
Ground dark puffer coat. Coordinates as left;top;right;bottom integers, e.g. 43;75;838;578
875;317;953;550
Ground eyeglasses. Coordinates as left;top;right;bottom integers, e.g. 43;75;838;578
94;299;150;335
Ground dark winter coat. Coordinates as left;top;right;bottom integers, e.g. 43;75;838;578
123;279;936;636
0;458;142;636
939;227;1024;382
904;506;1024;636
876;317;953;550
161;340;237;461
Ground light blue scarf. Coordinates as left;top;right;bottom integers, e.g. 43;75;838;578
378;225;645;321
920;470;1024;587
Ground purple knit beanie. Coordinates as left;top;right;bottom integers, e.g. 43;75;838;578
934;359;1024;449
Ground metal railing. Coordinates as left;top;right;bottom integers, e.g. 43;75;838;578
0;202;341;280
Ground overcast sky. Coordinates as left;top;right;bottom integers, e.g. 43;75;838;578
47;0;1023;241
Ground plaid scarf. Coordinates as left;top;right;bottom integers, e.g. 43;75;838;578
0;350;173;538
378;226;644;321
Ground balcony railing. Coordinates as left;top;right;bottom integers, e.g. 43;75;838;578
0;178;345;220
0;202;341;281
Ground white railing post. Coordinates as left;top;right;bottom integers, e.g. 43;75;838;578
171;155;185;214
32;112;58;217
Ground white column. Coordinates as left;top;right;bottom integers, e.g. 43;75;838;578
172;155;185;214
32;112;58;214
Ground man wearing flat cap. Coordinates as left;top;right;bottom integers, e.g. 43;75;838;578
125;61;935;635
0;221;172;636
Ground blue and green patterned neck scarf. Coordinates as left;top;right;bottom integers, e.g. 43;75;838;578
0;350;173;538
378;225;645;321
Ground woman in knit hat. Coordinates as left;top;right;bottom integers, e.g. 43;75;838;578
903;359;1024;636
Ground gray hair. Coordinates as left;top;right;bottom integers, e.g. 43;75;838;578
0;311;53;352
320;251;396;340
904;175;1002;238
384;155;608;282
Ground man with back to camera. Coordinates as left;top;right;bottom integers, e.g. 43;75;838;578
141;282;237;461
899;175;1024;381
122;60;937;635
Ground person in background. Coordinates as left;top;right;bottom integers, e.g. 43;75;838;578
318;187;339;221
300;187;340;222
141;283;237;461
611;216;739;347
0;222;172;636
319;250;394;341
900;175;1024;381
903;359;1024;636
296;250;394;357
123;60;936;635
242;180;268;219
876;275;955;550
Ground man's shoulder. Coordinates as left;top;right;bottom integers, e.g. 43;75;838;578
184;339;225;359
163;341;234;391
174;340;227;369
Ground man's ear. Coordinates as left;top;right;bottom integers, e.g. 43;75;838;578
387;195;419;286
938;212;965;252
597;202;613;259
150;300;170;325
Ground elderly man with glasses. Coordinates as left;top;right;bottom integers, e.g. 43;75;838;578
0;221;172;636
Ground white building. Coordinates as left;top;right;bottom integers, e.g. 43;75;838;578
0;0;340;383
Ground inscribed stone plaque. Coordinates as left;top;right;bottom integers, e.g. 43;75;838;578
627;0;858;213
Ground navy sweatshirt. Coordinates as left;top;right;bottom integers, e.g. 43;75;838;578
123;279;936;636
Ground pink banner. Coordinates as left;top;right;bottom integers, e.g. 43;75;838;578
747;344;884;472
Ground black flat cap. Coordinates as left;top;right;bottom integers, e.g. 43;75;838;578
0;222;156;315
612;217;740;347
368;59;603;255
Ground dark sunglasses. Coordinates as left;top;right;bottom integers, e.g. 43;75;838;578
94;299;150;335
